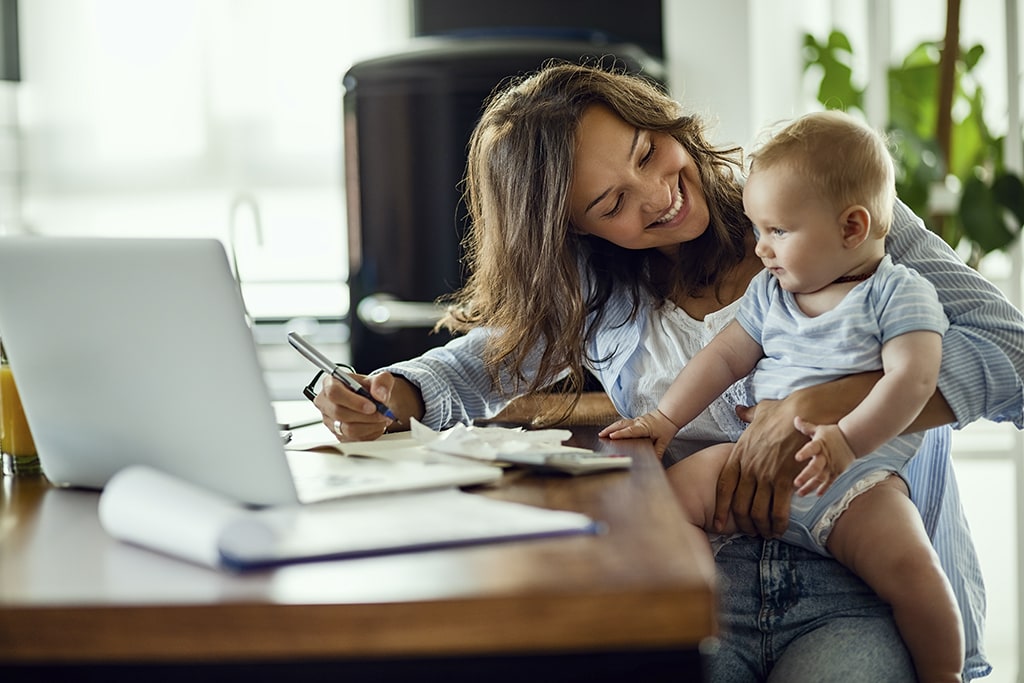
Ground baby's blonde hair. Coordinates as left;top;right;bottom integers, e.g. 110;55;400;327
749;110;896;236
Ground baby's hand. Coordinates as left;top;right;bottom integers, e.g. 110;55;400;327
791;417;856;496
599;410;680;457
599;416;653;439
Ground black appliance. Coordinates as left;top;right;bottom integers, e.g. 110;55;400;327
343;36;663;372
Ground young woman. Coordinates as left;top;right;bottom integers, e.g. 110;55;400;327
314;62;1024;681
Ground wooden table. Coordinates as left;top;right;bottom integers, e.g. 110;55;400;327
0;426;716;681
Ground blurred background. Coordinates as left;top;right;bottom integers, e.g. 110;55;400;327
0;2;1021;680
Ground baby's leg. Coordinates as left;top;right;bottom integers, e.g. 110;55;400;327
826;475;964;683
665;443;737;534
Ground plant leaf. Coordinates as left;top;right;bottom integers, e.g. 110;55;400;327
827;29;853;53
993;173;1024;227
963;43;985;70
802;31;863;111
960;175;1016;252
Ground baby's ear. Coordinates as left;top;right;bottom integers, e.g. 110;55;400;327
840;205;871;248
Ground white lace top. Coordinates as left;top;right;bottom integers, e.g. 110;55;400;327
625;297;748;442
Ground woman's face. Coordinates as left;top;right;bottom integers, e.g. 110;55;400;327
570;104;710;255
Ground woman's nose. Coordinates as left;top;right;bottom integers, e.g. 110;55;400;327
642;180;674;215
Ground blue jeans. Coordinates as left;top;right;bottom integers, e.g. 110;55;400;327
709;536;915;682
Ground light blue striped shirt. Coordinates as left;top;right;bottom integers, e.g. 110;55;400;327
737;254;948;403
382;199;1024;678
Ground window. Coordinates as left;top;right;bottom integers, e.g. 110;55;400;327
14;0;411;320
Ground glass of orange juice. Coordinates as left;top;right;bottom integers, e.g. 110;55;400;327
0;341;40;476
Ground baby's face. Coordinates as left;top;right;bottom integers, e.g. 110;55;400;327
744;164;848;293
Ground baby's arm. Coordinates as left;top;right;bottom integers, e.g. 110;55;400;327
601;321;763;456
792;329;943;495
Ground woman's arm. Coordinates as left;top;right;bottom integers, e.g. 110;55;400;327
316;326;546;440
888;199;1024;426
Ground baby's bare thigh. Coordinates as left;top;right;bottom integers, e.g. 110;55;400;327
665;442;734;529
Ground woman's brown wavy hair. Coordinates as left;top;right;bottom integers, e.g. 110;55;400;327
438;61;750;421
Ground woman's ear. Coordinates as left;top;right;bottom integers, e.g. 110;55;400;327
840;205;871;248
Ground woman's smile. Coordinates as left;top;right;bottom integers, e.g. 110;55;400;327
649;180;686;228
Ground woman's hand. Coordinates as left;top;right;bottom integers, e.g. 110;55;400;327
713;398;808;538
313;372;424;442
712;372;888;538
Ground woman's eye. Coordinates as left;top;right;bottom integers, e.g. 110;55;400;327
640;142;657;166
603;195;623;218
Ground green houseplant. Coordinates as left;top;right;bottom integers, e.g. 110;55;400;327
803;29;1024;267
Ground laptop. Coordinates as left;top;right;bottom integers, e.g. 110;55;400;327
0;237;500;506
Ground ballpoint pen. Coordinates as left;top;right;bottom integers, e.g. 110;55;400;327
287;332;397;420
